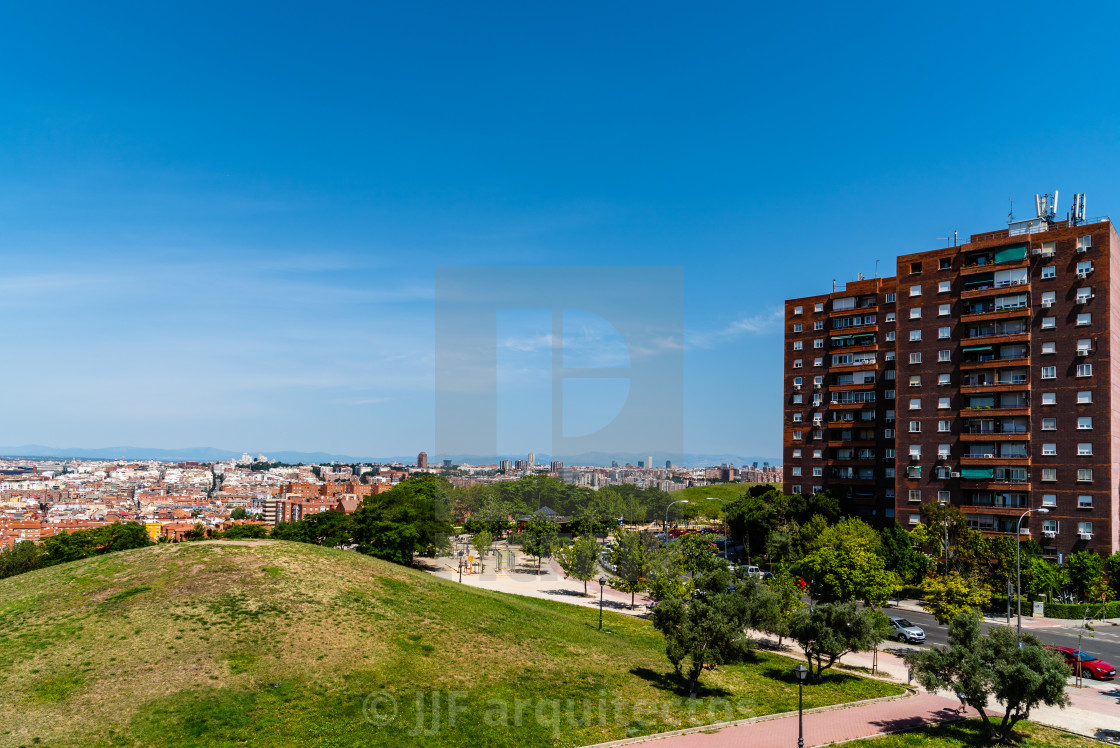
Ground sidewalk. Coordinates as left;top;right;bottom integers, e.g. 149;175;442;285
890;597;1120;630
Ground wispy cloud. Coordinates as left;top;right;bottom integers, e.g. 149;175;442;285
688;309;783;348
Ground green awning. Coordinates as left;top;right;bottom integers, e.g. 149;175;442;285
964;274;993;287
830;334;855;340
994;245;1027;263
963;345;993;352
961;467;995;480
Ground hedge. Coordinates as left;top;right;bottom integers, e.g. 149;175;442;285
1043;601;1120;619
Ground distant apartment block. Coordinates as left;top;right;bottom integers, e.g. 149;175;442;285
784;195;1118;557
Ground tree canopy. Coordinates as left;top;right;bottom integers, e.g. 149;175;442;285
352;474;453;565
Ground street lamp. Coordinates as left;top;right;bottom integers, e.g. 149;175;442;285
793;663;809;748
458;560;463;583
664;499;689;536
706;497;729;561
598;576;607;631
1016;506;1049;636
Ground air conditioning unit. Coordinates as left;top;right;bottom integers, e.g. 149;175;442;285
813;382;821;389
1041;300;1053;308
936;454;947;461
1077;349;1090;356
950;471;961;478
1042;531;1056;538
1076;245;1087;253
793;383;801;389
1031;248;1042;256
1079;531;1093;540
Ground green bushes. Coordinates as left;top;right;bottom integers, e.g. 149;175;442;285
1042;601;1120;620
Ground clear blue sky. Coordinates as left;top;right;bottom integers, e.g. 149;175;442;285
3;1;1120;460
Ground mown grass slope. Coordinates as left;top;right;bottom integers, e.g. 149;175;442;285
0;540;899;747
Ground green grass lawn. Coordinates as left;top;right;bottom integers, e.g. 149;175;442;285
0;540;898;747
843;720;1102;748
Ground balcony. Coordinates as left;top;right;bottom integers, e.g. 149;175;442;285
960;279;1030;299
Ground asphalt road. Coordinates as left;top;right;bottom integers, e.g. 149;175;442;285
885;605;1120;672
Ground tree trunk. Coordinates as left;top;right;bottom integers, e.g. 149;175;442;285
631;590;635;609
584;578;588;596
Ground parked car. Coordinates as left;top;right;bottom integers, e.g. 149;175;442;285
1045;646;1117;680
888;617;926;644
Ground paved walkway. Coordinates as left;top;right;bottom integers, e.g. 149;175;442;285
592;692;962;748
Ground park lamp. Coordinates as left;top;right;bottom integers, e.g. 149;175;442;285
599;576;607;586
793;663;809;683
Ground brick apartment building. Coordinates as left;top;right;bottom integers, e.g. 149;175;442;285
784;196;1119;558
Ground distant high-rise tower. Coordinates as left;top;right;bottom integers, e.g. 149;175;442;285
417;452;428;468
499;460;512;472
527;452;535;467
646;456;653;470
550;460;563;473
665;459;672;469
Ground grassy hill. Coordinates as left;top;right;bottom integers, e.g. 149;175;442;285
0;541;898;747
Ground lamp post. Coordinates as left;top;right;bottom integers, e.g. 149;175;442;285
458;560;463;583
598;576;607;631
793;663;809;748
1016;506;1049;636
706;497;729;561
664;499;689;536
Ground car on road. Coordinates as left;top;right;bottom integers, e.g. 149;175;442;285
888;617;926;644
1045;646;1117;680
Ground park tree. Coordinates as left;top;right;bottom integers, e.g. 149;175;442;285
916;502;969;575
1066;551;1104;602
879;522;928;585
1024;557;1064;603
0;541;45;580
608;529;650;609
471;529;494;571
1106;552;1120;599
921;572;989;625
221;523;269;540
555;535;601;595
521;514;559;575
650;570;754;698
645;542;692;602
229;507;249;520
789;602;889;681
798;518;896;605
763;567;808;647
352;474;454;565
678;533;725;575
905;612;1069;743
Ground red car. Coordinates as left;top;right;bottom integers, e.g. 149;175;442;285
1045;646;1117;680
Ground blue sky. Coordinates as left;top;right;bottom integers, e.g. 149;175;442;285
3;2;1120;461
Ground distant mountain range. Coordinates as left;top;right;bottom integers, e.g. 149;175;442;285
0;445;780;468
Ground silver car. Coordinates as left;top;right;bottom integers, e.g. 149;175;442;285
889;616;925;644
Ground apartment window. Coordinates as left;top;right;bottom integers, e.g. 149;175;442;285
885;312;896;322
1077;468;1092;482
885;351;896;361
938;303;950;316
1076;260;1093;275
1077;338;1091;354
908;421;920;433
793;323;803;332
811;393;822;406
938;373;951;386
1042;494;1056;507
938;280;950;293
938;327;950;339
791;449;802;458
938;349;951;362
886;292;896;303
1041;291;1055;307
1041;418;1056;430
885;370;896;380
910;285;921;297
938;397;950;409
1041;443;1056;456
1042;468;1057;482
812;467;823;477
908;398;921;410
812;449;822;458
813;338;823;348
1041;265;1055;279
792;430;802;440
1042;519;1058;534
1041;341;1056;355
813;376;823;386
1078;521;1093;536
1077;235;1092;250
909;375;921;386
937;490;950;502
792;394;802;404
910;261;922;274
909;352;921;364
1076;313;1091;326
909;445;921;458
793;359;803;368
886;331;896;341
1041;392;1056;405
1076;288;1093;303
1041;317;1056;329
937;419;952;432
939;258;951;270
884;389;896;399
814;320;824;330
884;467;895;477
792;377;802;387
1078;495;1093;508
811;485;822;494
1077;390;1091;404
908;513;920;525
1040;241;1056;257
909;330;922;342
1040;366;1056;379
906;489;923;503
937;444;950;458
793;341;803;350
814;302;825;312
793;413;802;422
814;357;824;367
909;308;921;320
791;467;802;476
884;428;894;438
1077;416;1092;429
793;306;803;315
1078;443;1092;456
1076;363;1092;377
791;485;802;495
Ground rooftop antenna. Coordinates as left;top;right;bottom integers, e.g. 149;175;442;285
832;279;836;293
1008;198;1015;224
954;230;958;246
1069;193;1087;225
874;259;880;278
